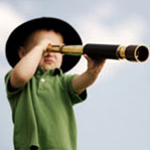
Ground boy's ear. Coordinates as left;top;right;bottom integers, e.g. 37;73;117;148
18;47;26;59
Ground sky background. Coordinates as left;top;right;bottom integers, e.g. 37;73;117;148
0;0;150;150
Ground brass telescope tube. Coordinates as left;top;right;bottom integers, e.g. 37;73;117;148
47;44;149;62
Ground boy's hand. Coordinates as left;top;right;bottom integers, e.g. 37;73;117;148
72;55;106;95
34;39;52;54
84;54;106;77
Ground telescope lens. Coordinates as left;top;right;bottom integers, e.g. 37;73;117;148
136;45;149;62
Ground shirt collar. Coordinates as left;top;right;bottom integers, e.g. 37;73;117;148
36;67;63;76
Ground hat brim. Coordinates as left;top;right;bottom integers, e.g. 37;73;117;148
6;17;82;73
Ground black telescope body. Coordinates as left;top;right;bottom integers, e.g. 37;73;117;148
83;44;149;62
84;44;118;59
47;44;149;62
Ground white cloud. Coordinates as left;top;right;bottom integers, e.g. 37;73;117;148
80;2;147;44
0;2;24;55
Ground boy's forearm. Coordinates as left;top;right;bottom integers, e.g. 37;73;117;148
11;45;43;88
72;71;98;95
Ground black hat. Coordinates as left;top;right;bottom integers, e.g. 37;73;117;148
5;17;82;72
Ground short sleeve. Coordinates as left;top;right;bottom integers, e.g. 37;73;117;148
63;74;87;105
5;70;24;98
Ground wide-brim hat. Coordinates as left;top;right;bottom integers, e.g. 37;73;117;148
5;17;82;73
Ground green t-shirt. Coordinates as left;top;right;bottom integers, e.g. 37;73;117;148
5;68;87;150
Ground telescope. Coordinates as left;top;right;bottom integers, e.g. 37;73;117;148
46;44;149;62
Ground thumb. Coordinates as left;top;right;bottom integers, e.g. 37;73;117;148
84;54;93;62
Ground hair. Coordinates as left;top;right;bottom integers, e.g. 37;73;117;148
18;29;64;54
23;29;63;47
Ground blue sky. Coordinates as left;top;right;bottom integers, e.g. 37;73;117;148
0;0;150;150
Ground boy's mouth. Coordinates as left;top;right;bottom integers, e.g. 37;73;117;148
44;58;54;64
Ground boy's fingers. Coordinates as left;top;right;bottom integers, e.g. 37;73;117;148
84;54;106;64
83;54;93;62
43;43;52;56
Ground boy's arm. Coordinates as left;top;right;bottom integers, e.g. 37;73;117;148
10;40;50;89
72;55;106;94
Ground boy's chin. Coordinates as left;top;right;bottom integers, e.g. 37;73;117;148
42;65;56;72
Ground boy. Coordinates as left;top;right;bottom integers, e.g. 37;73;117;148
5;17;105;150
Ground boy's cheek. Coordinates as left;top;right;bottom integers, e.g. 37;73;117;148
38;59;44;66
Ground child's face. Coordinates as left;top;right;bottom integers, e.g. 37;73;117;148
19;30;64;72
